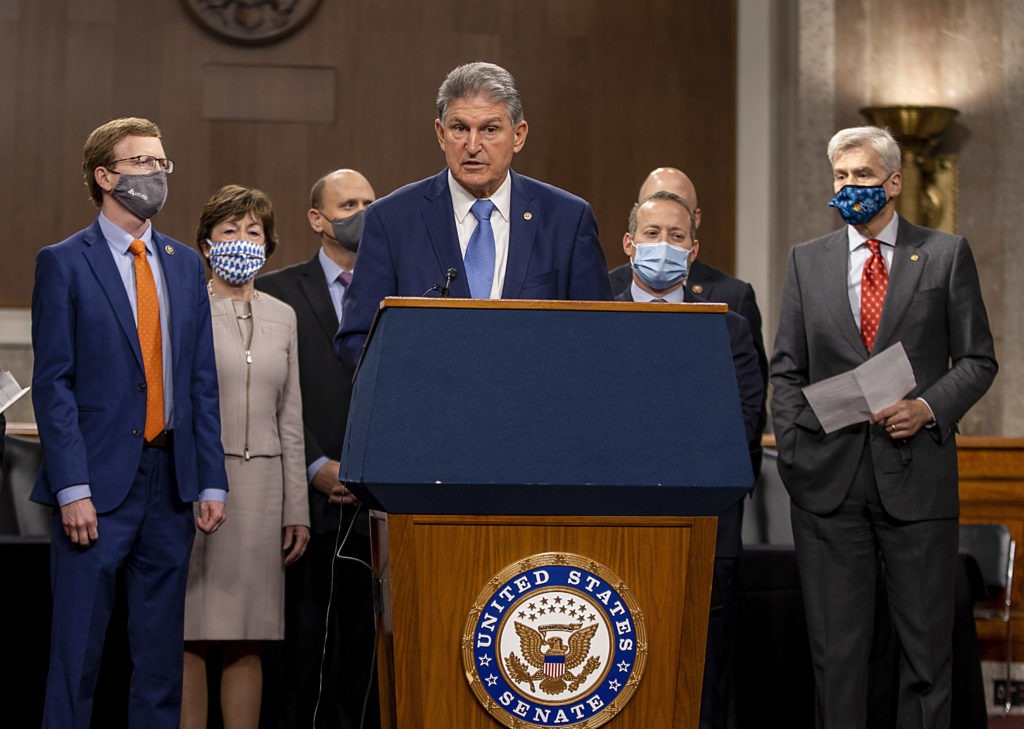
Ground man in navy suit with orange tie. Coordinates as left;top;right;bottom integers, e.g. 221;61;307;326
31;117;228;729
336;61;612;367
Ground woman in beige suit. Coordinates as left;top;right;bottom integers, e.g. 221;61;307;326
181;185;310;729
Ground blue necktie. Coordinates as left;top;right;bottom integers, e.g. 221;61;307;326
465;199;496;298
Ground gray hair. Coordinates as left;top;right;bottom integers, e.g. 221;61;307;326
436;62;524;125
628;191;697;240
827;126;902;176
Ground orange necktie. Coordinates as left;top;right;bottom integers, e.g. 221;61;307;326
860;239;888;353
129;239;165;440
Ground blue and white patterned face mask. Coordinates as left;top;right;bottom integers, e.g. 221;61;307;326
207;239;266;285
828;173;894;226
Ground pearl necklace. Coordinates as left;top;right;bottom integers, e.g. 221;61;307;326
207;279;257;318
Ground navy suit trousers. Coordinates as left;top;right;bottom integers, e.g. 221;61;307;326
43;448;195;729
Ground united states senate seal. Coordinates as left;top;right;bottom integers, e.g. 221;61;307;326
463;552;647;728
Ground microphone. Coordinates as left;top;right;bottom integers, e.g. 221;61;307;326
440;268;458;297
421;268;460;297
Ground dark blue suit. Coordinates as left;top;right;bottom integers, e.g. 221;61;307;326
336;169;613;368
31;219;227;729
255;256;379;728
616;284;762;729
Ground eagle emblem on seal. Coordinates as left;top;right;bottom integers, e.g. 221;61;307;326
505;622;602;695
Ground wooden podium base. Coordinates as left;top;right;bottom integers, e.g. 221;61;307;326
370;512;717;728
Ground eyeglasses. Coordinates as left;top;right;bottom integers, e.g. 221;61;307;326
106;155;174;174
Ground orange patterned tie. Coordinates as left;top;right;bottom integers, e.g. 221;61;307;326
860;239;888;353
129;239;164;440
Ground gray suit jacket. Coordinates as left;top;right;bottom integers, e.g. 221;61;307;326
770;217;997;520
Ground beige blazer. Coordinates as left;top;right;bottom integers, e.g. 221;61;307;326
209;292;309;528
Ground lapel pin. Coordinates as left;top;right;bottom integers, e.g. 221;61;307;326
523;212;533;220
165;245;175;255
691;284;704;294
910;254;919;261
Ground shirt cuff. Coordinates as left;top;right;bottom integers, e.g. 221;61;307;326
307;455;329;484
916;397;937;427
198;488;227;503
56;485;91;507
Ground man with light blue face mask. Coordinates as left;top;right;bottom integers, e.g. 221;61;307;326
621;190;700;299
616;190;763;729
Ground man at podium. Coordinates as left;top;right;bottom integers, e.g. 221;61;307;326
335;61;612;370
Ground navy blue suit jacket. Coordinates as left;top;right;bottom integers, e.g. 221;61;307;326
616;286;761;558
611;259;767;409
336;169;613;369
30;219;227;512
615;286;763;447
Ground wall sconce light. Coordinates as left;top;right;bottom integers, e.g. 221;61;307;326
860;105;959;233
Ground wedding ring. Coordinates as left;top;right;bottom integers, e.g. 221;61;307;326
888;424;897;432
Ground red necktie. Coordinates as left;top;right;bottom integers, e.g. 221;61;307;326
129;239;165;440
860;239;888;353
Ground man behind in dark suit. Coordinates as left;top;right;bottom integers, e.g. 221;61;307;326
336;61;612;367
609;167;767;394
771;126;997;729
616;190;762;729
256;168;380;729
31;117;227;729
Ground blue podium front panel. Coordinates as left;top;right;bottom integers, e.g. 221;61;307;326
341;300;752;517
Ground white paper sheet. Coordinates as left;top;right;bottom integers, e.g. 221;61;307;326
0;370;30;415
801;342;917;434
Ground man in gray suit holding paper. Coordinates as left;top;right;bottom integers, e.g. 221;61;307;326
770;126;997;729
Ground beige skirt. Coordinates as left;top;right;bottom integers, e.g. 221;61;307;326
184;454;286;641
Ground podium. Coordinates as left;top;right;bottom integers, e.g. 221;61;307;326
340;298;753;728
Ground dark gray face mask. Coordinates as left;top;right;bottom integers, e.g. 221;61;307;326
111;170;167;220
323;209;365;252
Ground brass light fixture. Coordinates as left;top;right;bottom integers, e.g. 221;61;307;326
860;105;960;233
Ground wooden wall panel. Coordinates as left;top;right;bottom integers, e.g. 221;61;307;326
0;0;736;306
957;438;1024;659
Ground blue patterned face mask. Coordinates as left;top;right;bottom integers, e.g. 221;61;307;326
828;173;894;225
207;239;266;285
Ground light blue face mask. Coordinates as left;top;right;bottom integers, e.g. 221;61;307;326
207;239;266;285
631;241;691;290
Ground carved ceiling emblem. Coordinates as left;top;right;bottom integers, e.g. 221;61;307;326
182;0;323;45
